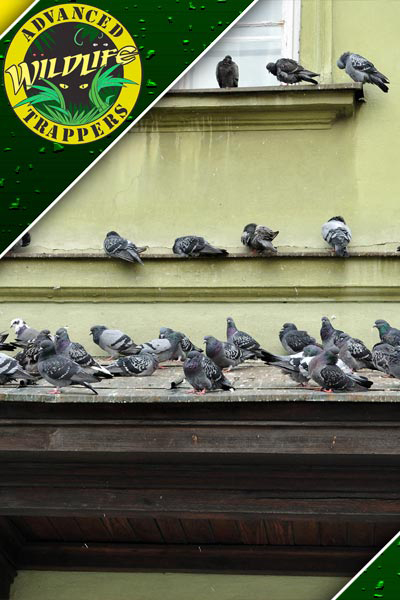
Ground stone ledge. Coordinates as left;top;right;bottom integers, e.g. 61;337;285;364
134;84;364;132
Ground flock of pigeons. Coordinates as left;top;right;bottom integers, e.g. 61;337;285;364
104;216;352;265
1;315;400;396
216;52;390;93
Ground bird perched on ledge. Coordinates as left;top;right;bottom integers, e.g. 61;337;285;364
241;224;279;255
308;347;373;392
173;236;228;258
184;351;234;394
279;323;317;354
104;231;148;265
216;55;239;88
321;216;352;257
337;52;389;93
266;59;319;85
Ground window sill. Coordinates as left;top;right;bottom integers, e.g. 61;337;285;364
135;83;364;132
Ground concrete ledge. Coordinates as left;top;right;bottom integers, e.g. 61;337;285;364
134;84;364;132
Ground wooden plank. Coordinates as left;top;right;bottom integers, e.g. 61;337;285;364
0;423;399;457
74;517;112;543
156;518;187;544
180;519;215;544
17;542;376;575
1;488;400;521
347;523;375;547
209;519;243;544
374;523;399;547
0;551;16;600
128;518;164;543
320;522;348;546
292;520;320;545
101;518;138;542
47;517;86;542
264;520;294;545
237;519;268;544
0;517;24;565
0;464;398;493
10;516;60;542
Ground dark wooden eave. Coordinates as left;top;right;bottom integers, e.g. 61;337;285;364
0;366;399;596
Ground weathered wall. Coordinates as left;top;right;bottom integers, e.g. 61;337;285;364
10;572;348;600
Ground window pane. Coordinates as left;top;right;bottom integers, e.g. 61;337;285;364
176;0;285;89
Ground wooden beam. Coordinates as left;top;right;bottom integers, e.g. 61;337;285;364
18;542;374;576
0;423;399;459
0;552;16;600
0;487;399;520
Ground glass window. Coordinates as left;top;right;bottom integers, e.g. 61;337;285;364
176;0;301;89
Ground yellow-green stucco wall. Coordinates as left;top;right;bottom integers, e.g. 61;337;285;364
11;572;349;600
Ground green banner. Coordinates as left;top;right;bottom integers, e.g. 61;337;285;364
0;0;256;254
333;533;400;599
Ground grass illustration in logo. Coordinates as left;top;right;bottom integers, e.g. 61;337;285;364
13;23;138;127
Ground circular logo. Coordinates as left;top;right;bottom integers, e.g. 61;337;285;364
4;4;142;144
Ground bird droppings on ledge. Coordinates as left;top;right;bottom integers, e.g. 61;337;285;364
1;362;400;404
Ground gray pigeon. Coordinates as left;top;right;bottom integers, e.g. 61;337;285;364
55;328;112;378
159;327;202;359
14;329;53;379
10;318;39;344
372;342;396;375
0;332;17;352
337;52;389;93
216;55;239;88
107;353;159;377
308;347;373;392
37;340;101;394
279;323;317;353
12;232;31;251
136;332;185;363
263;344;323;386
90;325;138;358
322;216;352;257
320;317;345;349
335;332;375;371
173;236;228;258
373;320;400;347
103;231;148;265
204;335;252;370
266;59;319;85
0;352;31;384
241;224;279;255
183;350;234;394
226;317;269;361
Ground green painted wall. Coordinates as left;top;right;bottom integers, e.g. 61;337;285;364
10;572;349;600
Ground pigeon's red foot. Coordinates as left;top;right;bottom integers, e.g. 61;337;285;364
158;365;167;370
322;388;334;393
195;389;207;396
49;388;61;395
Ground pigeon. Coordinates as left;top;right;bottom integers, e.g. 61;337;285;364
320;317;345;349
14;329;53;379
135;332;185;362
263;344;323;386
241;224;279;255
337;52;389;93
90;325;138;358
335;332;375;371
37;339;100;395
0;332;17;352
372;342;396;375
0;352;31;385
204;335;252;370
173;236;228;258
266;59;319;85
226;317;269;360
183;350;234;394
374;345;400;379
216;55;239;88
12;232;31;250
103;231;148;265
279;323;317;353
107;353;159;377
322;216;352;257
159;327;202;359
10;318;39;344
308;347;373;392
373;320;400;347
55;328;112;378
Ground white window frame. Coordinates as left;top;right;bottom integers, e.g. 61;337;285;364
176;0;301;90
